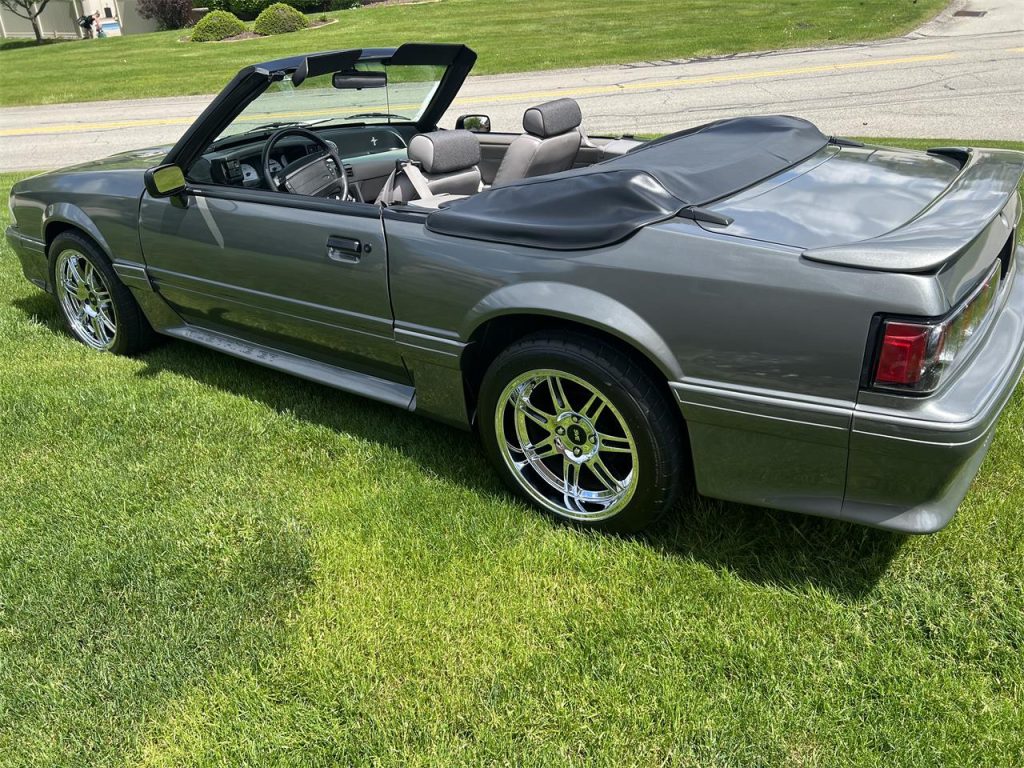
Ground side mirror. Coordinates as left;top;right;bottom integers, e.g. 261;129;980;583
144;164;187;198
455;114;491;133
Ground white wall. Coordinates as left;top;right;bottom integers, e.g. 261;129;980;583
0;6;41;37
0;0;159;38
0;0;85;39
113;0;159;35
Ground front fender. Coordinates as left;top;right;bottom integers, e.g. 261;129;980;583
42;202;115;260
462;281;684;380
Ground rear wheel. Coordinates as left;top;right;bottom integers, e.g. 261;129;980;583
479;331;685;533
49;231;156;356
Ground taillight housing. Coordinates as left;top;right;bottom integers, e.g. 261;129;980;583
870;262;1001;394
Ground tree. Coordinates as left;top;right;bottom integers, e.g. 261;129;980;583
136;0;193;30
0;0;55;44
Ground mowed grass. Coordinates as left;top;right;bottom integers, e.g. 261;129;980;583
0;0;950;107
1;139;1023;767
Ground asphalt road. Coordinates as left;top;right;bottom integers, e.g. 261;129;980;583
1;0;1021;172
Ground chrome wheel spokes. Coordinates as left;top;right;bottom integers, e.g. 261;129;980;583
55;250;117;350
496;369;638;521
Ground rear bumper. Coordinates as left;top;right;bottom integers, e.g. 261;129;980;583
6;225;48;290
843;245;1024;532
673;244;1024;534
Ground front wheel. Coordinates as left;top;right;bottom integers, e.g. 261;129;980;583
49;231;156;356
478;332;686;533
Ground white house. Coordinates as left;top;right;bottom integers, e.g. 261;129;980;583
0;0;160;39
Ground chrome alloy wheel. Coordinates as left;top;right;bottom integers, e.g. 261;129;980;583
495;369;638;521
54;249;117;350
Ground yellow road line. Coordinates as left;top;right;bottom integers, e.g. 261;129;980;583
0;104;422;137
453;53;958;107
1008;47;1024;53
0;53;957;138
0;114;188;137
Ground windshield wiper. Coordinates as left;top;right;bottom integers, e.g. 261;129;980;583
208;119;334;150
343;112;409;121
242;118;335;134
241;120;303;134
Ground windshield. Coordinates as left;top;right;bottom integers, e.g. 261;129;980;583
215;62;446;140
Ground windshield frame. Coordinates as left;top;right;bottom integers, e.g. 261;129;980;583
164;44;478;172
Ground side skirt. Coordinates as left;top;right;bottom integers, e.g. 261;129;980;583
161;325;416;411
128;285;473;429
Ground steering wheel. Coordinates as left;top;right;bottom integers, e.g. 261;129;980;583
261;126;348;199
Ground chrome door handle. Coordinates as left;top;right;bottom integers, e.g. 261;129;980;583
326;236;362;263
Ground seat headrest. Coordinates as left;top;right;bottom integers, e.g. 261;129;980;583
522;98;583;138
408;130;481;174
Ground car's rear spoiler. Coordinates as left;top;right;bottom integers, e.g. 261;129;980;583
802;147;1024;273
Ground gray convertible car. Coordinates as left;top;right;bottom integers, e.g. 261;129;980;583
7;44;1024;534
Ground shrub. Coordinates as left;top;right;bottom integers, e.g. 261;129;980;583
225;0;264;19
229;0;355;20
138;0;194;29
253;2;308;34
190;9;245;40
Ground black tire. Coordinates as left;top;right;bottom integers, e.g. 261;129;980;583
48;231;157;356
478;330;686;533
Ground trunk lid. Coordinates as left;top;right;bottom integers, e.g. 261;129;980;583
706;144;1024;307
706;144;962;250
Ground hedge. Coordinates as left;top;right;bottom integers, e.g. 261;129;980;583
190;9;246;40
228;0;356;20
253;2;309;35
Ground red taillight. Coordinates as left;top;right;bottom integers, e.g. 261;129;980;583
870;262;1002;394
875;322;932;386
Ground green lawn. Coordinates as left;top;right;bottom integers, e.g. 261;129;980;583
0;0;950;107
1;139;1023;767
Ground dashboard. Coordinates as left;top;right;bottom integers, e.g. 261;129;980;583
212;153;286;187
242;156;280;186
189;125;415;201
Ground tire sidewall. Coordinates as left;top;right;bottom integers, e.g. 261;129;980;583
479;339;678;533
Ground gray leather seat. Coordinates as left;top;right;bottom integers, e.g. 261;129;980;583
377;130;481;205
491;98;583;187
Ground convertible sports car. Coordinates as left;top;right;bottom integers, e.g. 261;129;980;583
7;44;1024;533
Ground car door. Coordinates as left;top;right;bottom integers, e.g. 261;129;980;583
138;186;406;383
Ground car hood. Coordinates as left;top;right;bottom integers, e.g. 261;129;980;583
58;145;172;174
706;144;961;249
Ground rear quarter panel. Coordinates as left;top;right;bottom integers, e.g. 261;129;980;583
386;213;956;520
386;214;947;403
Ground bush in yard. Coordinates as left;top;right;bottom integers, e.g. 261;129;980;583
138;0;194;29
253;2;308;34
229;0;355;20
190;9;245;40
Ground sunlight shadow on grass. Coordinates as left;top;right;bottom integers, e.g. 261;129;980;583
9;291;903;602
136;336;903;600
649;493;904;601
